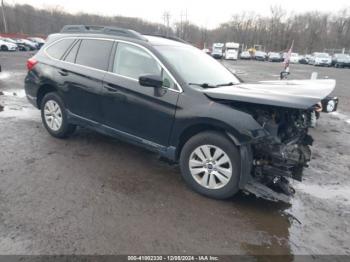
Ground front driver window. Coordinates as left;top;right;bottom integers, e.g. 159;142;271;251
113;42;161;80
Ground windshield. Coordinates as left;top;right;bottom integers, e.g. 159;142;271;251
4;38;15;44
316;53;329;58
255;51;266;56
335;54;348;58
155;45;240;86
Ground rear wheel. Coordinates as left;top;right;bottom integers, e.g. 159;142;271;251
41;92;76;138
180;131;241;199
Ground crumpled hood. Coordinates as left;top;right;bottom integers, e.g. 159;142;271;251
202;79;336;109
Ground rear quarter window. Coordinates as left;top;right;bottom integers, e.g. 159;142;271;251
45;39;75;60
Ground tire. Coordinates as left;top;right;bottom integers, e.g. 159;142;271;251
40;92;76;138
1;45;8;51
180;131;241;199
337;64;343;68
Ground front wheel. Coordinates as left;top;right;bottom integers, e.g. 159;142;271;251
180;131;241;199
41;92;76;138
1;45;8;51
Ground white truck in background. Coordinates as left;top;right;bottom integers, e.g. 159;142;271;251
224;42;240;60
211;43;224;59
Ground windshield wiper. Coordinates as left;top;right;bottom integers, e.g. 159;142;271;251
188;83;216;88
215;82;236;87
188;82;236;89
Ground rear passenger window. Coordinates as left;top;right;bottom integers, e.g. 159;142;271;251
75;39;113;71
113;42;161;80
64;40;80;63
46;39;75;60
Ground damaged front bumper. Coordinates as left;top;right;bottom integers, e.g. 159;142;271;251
234;96;339;203
238;136;312;204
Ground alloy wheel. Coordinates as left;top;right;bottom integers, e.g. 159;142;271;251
189;145;232;189
44;100;63;131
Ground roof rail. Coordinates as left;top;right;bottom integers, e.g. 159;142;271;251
60;25;148;41
144;34;188;44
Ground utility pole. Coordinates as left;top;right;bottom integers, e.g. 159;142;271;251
162;11;171;37
184;9;188;41
1;0;7;33
179;11;183;39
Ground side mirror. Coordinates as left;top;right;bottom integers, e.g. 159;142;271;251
139;74;163;88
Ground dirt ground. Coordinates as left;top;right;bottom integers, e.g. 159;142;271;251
0;52;349;256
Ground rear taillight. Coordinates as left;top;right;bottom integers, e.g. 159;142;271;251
27;58;38;71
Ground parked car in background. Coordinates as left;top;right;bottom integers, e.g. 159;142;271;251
332;53;350;68
212;43;224;59
311;53;332;66
290;53;300;63
12;39;31;51
224;42;239;60
0;38;17;51
268;52;283;62
28;37;46;49
1;38;21;50
17;42;31;51
304;54;313;64
14;39;38;50
299;56;309;64
254;51;267;61
240;51;251;60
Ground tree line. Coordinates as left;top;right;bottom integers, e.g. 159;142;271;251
1;4;350;53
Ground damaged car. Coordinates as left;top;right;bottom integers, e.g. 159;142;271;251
25;25;338;203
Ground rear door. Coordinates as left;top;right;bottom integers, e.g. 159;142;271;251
59;38;113;121
101;42;179;146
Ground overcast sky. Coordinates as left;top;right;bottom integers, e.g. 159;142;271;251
8;0;350;28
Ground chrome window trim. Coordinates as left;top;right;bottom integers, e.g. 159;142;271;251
44;36;183;93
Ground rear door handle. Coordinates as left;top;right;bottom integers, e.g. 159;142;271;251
58;69;69;76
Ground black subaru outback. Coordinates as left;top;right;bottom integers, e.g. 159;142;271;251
25;25;338;202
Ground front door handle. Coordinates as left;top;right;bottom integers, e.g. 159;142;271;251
103;84;126;101
103;83;119;92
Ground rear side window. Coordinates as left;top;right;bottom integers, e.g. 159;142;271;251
75;39;113;71
46;39;75;60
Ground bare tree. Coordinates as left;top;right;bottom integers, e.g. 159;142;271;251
1;3;350;53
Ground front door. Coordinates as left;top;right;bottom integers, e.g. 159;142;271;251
101;42;179;146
